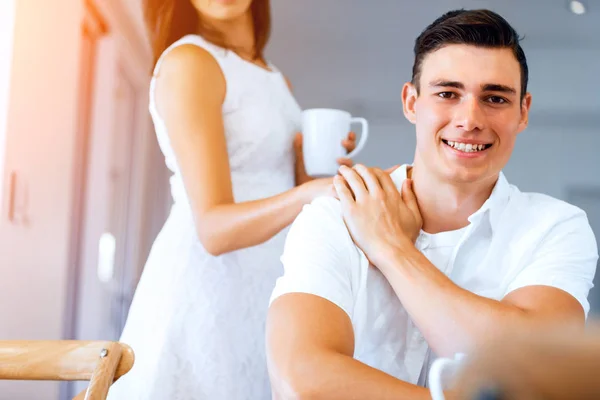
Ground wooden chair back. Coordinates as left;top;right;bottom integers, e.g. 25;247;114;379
0;340;134;400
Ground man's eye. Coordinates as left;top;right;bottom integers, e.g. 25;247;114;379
487;96;508;104
438;92;456;99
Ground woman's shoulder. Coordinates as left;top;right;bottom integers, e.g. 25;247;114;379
153;34;227;77
155;41;223;81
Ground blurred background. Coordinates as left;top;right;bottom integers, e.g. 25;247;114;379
0;0;598;399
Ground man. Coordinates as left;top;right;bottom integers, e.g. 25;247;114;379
266;8;598;399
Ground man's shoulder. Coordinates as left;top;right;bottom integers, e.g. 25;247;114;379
274;196;365;315
287;195;357;248
284;195;367;271
295;196;346;226
501;186;593;245
306;195;344;213
509;186;587;223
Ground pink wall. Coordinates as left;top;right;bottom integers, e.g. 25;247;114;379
0;0;166;397
0;0;16;204
0;0;84;398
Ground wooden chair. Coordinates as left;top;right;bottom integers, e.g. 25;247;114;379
0;340;134;400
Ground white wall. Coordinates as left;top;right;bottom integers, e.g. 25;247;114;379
268;0;600;200
0;0;16;204
505;122;600;200
269;22;600;202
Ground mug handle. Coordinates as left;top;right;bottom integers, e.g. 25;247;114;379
346;117;369;158
428;357;456;400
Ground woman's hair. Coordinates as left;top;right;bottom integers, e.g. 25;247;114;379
143;0;271;68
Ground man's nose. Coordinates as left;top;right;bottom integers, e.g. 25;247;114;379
454;96;485;132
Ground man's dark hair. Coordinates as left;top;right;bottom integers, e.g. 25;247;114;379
412;9;528;100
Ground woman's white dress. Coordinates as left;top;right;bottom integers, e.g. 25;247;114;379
108;34;302;399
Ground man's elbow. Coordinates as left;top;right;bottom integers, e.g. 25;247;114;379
273;386;320;400
268;349;329;400
270;364;324;400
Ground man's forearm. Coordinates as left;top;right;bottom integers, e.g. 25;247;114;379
378;244;531;357
272;351;430;400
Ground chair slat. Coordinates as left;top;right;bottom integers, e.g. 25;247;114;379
0;341;133;381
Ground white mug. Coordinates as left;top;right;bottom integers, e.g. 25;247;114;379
429;353;467;400
301;108;369;177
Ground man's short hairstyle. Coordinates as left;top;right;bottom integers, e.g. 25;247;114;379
412;9;528;100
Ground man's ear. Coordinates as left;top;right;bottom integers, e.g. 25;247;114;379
402;82;418;125
517;92;532;134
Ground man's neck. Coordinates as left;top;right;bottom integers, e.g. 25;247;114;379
409;163;498;234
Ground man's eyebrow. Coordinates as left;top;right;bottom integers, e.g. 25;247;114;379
429;80;464;89
482;83;517;95
428;80;517;95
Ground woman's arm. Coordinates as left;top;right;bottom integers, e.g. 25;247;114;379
155;45;331;256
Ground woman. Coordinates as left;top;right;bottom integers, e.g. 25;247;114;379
107;0;356;399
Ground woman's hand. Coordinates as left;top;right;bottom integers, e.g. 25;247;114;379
298;177;336;203
337;131;357;167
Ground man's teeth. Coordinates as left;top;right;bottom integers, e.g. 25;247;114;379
446;141;487;152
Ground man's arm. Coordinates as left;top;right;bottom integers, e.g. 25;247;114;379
266;196;430;399
376;204;596;357
333;165;597;358
379;244;586;357
267;293;430;399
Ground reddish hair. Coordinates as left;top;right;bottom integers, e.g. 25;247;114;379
143;0;271;69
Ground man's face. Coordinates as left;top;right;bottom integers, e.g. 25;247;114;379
402;44;532;184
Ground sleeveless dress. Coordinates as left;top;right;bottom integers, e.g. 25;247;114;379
107;34;302;399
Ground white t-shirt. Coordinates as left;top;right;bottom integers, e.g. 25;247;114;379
270;165;598;384
413;227;469;386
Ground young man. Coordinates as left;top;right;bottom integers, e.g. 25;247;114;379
266;9;598;399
